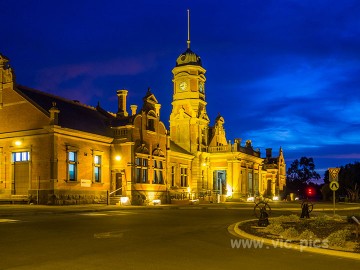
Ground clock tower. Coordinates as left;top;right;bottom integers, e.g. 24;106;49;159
169;11;209;153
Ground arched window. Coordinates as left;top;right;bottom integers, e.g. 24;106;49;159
152;146;165;184
135;144;149;184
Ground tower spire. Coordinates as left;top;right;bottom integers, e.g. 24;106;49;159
187;9;191;49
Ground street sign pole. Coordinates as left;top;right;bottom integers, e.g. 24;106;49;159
333;190;335;215
329;168;340;216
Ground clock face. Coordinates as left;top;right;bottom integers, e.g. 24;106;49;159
179;81;187;91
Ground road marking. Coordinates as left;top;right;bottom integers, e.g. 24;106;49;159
78;213;108;216
104;211;137;215
178;206;203;209
78;211;137;216
94;231;124;239
0;219;20;223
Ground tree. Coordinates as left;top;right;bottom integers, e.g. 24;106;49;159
286;157;321;195
324;162;360;202
287;157;321;183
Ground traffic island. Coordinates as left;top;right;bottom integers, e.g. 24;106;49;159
231;214;360;260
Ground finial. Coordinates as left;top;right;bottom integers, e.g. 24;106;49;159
187;9;191;49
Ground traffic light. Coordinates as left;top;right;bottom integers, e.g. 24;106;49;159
306;187;315;197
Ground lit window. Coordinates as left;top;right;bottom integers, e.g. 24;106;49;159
180;167;188;187
135;157;148;183
12;151;30;162
68;151;77;181
153;159;164;184
171;166;175;187
94;155;101;182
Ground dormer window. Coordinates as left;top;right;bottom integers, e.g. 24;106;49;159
147;111;156;132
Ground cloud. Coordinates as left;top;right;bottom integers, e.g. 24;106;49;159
34;55;157;104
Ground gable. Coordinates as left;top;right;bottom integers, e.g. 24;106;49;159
0;86;49;133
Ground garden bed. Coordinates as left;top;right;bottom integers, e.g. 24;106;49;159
239;214;360;253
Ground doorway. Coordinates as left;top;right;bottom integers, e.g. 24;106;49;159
213;170;226;195
267;179;272;196
115;172;122;195
13;162;29;195
12;152;30;195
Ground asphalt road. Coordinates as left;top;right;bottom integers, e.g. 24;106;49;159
0;204;359;270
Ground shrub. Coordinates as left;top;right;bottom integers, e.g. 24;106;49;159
274;215;299;223
265;223;284;235
327;230;351;248
298;219;311;230
312;215;328;227
331;214;344;221
274;215;289;223
287;214;300;222
281;227;299;240
299;229;317;240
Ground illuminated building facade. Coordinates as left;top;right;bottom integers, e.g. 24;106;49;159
0;34;285;204
168;40;286;202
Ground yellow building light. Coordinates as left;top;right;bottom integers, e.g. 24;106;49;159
14;140;22;146
152;199;161;205
120;197;130;205
226;184;233;197
115;155;122;161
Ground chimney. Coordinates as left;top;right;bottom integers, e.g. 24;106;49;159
266;148;272;158
130;105;138;116
49;102;60;125
116;90;128;117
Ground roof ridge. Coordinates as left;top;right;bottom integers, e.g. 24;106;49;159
16;84;97;111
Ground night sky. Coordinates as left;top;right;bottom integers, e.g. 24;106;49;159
2;0;360;180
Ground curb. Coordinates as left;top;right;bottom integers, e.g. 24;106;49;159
230;220;360;261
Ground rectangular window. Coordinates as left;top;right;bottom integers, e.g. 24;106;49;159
148;119;155;131
68;151;77;181
180;167;187;187
171;166;175;187
135;157;148;183
153;160;164;184
94;155;101;182
13;151;30;162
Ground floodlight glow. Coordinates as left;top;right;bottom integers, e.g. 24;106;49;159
152;199;161;205
247;196;255;202
272;196;279;201
115;155;122;161
120;197;129;205
226;184;233;197
15;140;22;146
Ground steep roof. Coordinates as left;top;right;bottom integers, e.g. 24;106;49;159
170;141;193;156
15;85;114;137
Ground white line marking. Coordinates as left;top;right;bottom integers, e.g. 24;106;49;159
78;213;107;216
94;231;124;239
0;219;20;223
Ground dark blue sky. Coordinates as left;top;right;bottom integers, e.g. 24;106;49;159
2;0;360;179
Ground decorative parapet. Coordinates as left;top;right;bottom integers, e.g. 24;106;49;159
208;143;261;157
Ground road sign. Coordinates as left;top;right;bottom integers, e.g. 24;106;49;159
330;181;339;191
329;167;340;182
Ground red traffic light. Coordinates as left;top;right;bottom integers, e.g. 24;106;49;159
306;187;315;197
